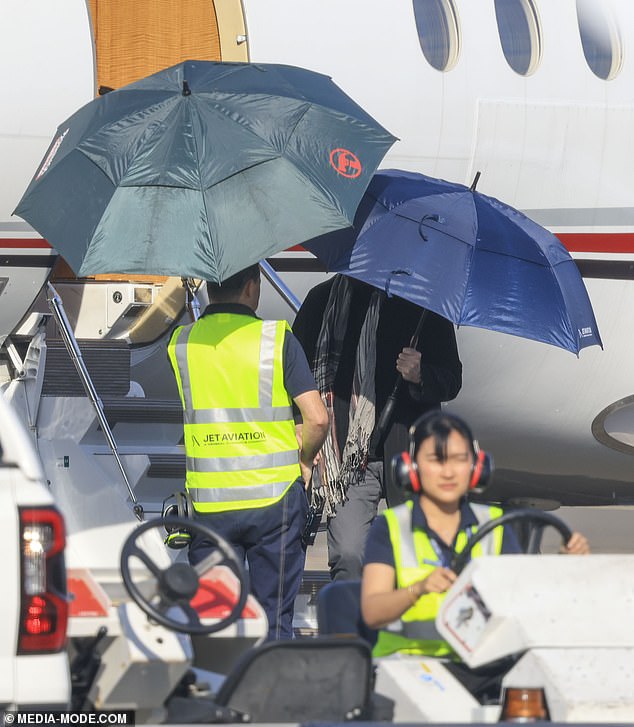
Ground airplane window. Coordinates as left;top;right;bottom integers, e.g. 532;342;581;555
412;0;460;72
494;0;541;76
576;0;622;80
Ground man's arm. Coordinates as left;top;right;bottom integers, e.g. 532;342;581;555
294;390;329;484
282;328;329;484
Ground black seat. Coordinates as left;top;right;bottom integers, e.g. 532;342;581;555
316;579;378;647
211;637;374;722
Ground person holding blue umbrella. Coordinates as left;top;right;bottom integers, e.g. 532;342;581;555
297;166;601;583
293;274;462;582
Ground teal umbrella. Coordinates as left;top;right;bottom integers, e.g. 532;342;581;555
14;60;395;282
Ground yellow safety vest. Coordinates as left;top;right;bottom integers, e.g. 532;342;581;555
168;313;301;513
373;500;504;658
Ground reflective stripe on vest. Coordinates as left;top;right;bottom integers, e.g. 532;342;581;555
185;407;293;424
168;315;300;512
374;501;504;658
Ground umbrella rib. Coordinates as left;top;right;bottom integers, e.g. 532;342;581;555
187;100;220;282
363;204;476;251
203;156;351;229
78;96;181;187
196;92;292;152
386;206;551;265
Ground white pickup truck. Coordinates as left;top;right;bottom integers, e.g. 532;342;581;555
0;396;70;710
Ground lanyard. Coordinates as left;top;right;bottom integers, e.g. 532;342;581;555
424;524;477;568
424;536;445;568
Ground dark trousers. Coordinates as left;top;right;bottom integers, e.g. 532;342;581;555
188;479;308;640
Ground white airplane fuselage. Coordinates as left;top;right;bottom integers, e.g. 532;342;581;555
1;0;633;553
243;0;634;506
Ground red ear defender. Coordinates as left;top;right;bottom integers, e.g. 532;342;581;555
470;448;494;491
391;451;422;493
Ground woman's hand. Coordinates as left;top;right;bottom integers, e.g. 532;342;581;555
414;567;456;597
362;563;458;629
561;531;590;554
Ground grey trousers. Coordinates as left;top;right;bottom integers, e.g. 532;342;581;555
327;461;384;581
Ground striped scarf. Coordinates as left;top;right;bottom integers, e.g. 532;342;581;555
312;276;383;516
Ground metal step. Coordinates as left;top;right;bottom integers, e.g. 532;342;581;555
147;453;185;479
101;397;183;426
43;339;130;397
294;570;331;638
299;569;332;604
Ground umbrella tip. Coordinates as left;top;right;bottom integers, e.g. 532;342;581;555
182;80;191;96
469;171;481;191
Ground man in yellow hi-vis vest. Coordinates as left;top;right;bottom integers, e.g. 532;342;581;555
168;264;328;639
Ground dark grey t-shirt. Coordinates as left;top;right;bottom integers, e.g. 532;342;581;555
283;330;319;399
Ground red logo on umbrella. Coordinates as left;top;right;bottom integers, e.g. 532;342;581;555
330;148;362;178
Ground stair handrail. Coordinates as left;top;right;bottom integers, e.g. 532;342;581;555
259;260;301;314
47;283;143;521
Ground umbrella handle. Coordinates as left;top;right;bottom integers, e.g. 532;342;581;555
368;387;401;457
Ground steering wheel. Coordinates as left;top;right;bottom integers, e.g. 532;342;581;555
120;516;249;635
451;508;573;575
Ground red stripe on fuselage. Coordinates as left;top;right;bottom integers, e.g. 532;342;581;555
3;234;634;256
556;233;634;254
0;238;52;249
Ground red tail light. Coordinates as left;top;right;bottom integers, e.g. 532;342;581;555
18;507;68;653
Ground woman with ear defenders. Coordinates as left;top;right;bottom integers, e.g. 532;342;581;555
361;410;590;659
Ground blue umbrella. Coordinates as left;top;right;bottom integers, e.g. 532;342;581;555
306;169;602;355
13;60;395;282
